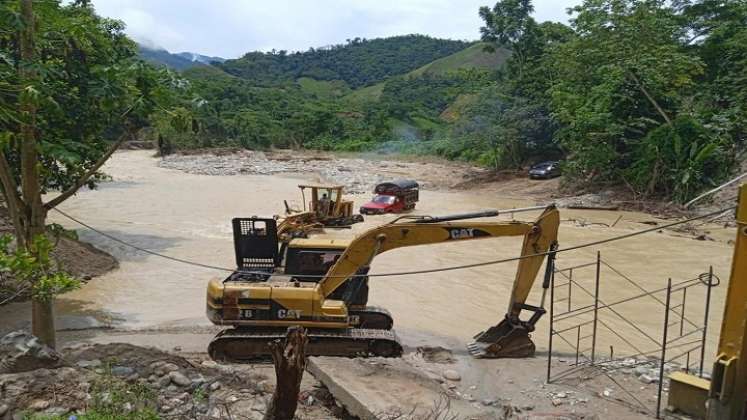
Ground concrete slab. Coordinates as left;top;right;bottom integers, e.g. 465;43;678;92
307;356;497;420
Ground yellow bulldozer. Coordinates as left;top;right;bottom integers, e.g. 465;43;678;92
206;205;560;362
283;184;363;226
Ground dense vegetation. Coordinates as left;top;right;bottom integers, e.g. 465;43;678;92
168;0;745;203
216;35;471;88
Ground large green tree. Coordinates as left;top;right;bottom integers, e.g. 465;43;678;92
550;0;732;200
0;0;182;346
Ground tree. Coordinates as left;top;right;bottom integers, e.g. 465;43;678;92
0;0;183;347
549;0;725;198
479;0;538;80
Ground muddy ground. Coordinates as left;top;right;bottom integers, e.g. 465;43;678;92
0;149;740;419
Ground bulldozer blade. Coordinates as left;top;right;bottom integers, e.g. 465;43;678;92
467;318;536;358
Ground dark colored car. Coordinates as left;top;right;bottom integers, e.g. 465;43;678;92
529;161;561;179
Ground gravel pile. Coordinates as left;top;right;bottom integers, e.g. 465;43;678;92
158;150;485;194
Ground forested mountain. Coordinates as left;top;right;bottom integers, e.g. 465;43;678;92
215;35;471;88
138;45;225;70
175;51;225;65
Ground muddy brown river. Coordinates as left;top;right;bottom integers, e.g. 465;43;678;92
1;150;736;363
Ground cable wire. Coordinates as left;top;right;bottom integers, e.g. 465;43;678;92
51;205;737;279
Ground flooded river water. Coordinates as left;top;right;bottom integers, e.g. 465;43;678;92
1;150;736;361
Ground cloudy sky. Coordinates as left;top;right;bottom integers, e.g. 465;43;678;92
88;0;580;59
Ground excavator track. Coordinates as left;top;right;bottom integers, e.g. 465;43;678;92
208;327;402;363
349;305;394;330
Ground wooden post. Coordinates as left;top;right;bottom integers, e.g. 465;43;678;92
264;326;309;420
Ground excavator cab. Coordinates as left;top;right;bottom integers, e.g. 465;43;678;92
223;217;369;306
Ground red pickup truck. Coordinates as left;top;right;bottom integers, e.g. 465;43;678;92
359;180;419;215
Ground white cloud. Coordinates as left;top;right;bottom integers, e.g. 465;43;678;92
87;0;580;58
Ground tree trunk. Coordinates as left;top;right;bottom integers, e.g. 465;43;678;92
32;299;55;348
263;326;308;420
19;0;56;349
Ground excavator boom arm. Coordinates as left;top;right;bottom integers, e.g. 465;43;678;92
318;206;561;315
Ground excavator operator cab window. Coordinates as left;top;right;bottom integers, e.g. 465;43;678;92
285;249;343;281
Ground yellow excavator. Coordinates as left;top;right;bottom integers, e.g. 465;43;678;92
206;205;560;362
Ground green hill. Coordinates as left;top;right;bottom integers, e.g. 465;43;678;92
216;35;470;88
297;77;351;99
407;43;510;77
345;43;508;103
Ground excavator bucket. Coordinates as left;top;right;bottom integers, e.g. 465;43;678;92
467;318;536;358
468;302;546;358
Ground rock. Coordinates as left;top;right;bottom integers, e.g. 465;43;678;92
167;385;178;392
209;381;222;391
44;407;68;416
191;374;205;385
173;346;182;351
76;359;102;368
100;392;112;404
463;394;475;402
169;371;191;387
640;374;659;384
111;366;135;377
423;370;445;383
0;404;8;416
201;360;218;368
163;363;179;373
634;366;650;376
156;375;171;388
521;404;534;411
160;405;172;412
442;369;461;381
551;398;563;406
481;399;496;406
28;399;50;411
556;392;568;398
255;380;272;394
602;388;613;397
123;402;133;412
0;331;65;373
227;395;239;403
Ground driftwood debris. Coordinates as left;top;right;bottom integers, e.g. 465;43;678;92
263;326;309;420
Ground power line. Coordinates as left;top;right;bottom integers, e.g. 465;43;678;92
51;205;737;279
52;208;235;272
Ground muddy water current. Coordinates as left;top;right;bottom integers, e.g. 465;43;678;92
0;150;736;360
